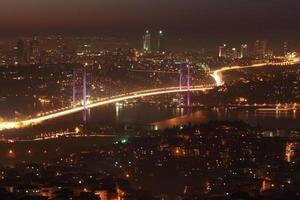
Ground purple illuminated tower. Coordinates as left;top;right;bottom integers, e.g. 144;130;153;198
72;71;76;108
178;70;182;107
82;69;87;123
72;68;87;123
186;64;191;107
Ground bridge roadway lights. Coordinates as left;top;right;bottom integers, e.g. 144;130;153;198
0;86;212;131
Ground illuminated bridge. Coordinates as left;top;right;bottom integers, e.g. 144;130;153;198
0;86;213;131
0;57;298;131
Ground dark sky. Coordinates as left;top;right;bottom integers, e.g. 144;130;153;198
1;0;300;44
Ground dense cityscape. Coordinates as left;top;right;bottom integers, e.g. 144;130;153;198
1;0;300;200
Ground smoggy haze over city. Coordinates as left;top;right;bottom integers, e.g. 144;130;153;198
1;0;300;44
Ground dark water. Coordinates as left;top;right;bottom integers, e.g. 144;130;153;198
2;103;300;165
42;104;300;131
153;108;300;130
3;103;300;139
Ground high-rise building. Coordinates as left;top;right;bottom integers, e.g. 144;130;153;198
218;44;227;58
283;41;288;56
157;30;165;52
29;37;40;64
253;40;267;58
231;48;238;59
143;30;151;52
16;39;27;65
240;44;248;58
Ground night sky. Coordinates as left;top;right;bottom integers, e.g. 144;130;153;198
1;0;300;45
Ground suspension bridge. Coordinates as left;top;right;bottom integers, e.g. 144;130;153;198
0;58;298;131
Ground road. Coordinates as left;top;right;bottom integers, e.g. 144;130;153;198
212;59;300;86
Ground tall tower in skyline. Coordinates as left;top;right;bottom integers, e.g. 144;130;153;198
231;48;238;59
218;44;227;58
29;37;40;64
16;39;26;65
143;30;151;52
157;30;164;52
283;41;288;56
253;40;267;58
240;44;248;58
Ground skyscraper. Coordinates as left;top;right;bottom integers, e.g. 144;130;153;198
29;37;40;64
218;44;227;58
283;41;288;56
157;30;165;52
143;30;151;52
16;39;26;65
253;40;267;58
231;48;238;59
240;44;248;58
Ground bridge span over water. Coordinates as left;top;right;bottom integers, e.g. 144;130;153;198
0;86;212;131
0;58;299;131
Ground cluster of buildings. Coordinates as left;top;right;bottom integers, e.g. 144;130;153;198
142;30;165;53
0;35;292;69
0;36;134;66
12;37;40;65
0;121;299;199
0;162;138;200
218;40;289;59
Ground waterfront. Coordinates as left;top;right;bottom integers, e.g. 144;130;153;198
14;103;300;132
153;108;300;130
50;103;300;130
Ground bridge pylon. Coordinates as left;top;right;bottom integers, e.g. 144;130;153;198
178;62;192;108
72;67;87;123
178;69;182;107
187;63;191;107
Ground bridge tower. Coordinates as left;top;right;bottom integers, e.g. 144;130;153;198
178;69;182;107
82;69;87;122
187;64;191;107
72;71;77;108
72;68;87;123
178;62;192;108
